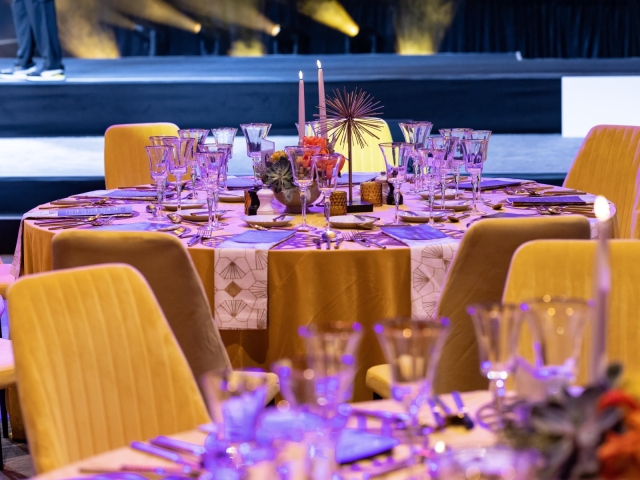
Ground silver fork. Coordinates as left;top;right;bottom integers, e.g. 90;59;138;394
353;232;386;249
342;231;370;248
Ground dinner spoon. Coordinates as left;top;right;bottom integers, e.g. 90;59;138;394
447;213;471;223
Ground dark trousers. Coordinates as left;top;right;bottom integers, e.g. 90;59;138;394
12;0;63;70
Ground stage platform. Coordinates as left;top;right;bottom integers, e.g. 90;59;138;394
2;53;640;137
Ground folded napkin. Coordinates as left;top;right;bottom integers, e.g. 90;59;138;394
26;205;133;219
382;224;460;318
94;221;173;232
213;230;295;329
507;195;595;206
457;177;525;190
78;190;158;200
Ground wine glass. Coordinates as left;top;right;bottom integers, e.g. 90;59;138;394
161;137;194;213
426;136;459;210
374;317;449;462
311;153;342;241
285;145;322;232
469;130;492;201
240;123;271;188
149;136;177;206
467;303;523;427
178;129;209;199
197;144;230;234
521;297;592;396
417;146;446;226
145;146;170;221
211;127;238;157
295;121;322;137
461;138;488;214
399;122;433;193
379;142;413;225
439;128;472;199
214;143;233;193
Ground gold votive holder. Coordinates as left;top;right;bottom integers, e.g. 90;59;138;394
330;191;347;216
360;181;383;207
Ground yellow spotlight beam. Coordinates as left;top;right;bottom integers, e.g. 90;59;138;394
100;8;138;30
178;0;279;36
112;0;201;33
395;0;456;55
298;0;359;37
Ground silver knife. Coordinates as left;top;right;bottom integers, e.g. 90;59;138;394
150;436;206;456
187;235;202;247
364;237;386;249
130;441;199;469
451;391;475;430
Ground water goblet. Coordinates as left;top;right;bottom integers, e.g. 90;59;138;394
521;297;592;396
179;129;209;199
149;135;177;204
311;153;342;241
400;122;433;192
197;144;231;234
211;127;238;157
469;130;492;200
145;145;170;221
467;303;523;427
417;147;445;225
379;142;413;225
295;120;322;137
240;123;271;188
374;317;449;463
440;128;472;199
161;137;194;213
426;136;458;209
285;145;322;232
461;138;488;214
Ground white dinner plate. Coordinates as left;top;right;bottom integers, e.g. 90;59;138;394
419;189;458;200
242;215;294;227
430;199;471;212
329;215;377;229
219;191;245;203
397;210;453;223
163;200;206;211
181;210;228;222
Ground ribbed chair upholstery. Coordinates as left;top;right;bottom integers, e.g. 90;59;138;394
104;122;178;189
365;216;592;398
563;125;640;238
51;231;279;402
334;118;393;172
504;239;640;385
7;265;209;473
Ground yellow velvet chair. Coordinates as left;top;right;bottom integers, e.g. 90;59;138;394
51;231;279;402
7;265;210;474
504;239;640;385
365;216;592;398
104;122;179;189
563;125;640;238
334;118;393;172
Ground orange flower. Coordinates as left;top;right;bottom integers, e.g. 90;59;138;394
599;390;640;412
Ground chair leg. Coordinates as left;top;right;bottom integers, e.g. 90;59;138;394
0;390;8;439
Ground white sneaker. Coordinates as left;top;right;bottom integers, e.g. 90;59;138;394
0;64;37;80
25;69;66;82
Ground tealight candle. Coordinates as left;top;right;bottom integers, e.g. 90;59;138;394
590;195;610;381
298;71;305;145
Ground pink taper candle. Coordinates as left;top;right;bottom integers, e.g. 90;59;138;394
317;60;326;138
298;71;305;145
590;195;611;381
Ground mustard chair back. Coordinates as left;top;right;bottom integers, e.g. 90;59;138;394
564;125;640;238
504;239;640;385
52;231;232;384
434;216;591;394
104;122;179;189
7;265;209;473
334;118;393;172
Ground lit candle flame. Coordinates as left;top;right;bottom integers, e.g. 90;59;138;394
317;60;322;69
594;195;610;221
299;71;303;80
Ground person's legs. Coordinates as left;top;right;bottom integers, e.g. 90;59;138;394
25;0;63;71
11;0;36;68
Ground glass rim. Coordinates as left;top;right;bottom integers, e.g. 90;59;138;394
378;142;414;148
373;316;450;334
211;127;238;132
466;302;521;315
298;321;362;337
240;123;271;128
521;297;595;309
399;121;433;126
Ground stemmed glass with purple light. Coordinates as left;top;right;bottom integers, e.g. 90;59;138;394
178;129;209;199
161;137;194;213
311;153;341;242
417;146;447;225
426;136;459;209
440;128;472;199
240;123;271;188
379;142;413;224
399;121;433;193
461;138;489;214
470;130;492;200
285;145;322;232
145;146;170;221
211;127;238;157
197;144;230;234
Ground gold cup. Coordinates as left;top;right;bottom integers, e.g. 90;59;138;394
330;191;347;216
360;181;383;207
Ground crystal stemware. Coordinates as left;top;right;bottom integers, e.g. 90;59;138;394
417;147;445;225
461;138;488;214
197;144;230;234
375;317;449;463
379;142;413;225
522;297;592;396
440;128;472;199
311;153;342;241
211;127;238;157
426;136;459;209
178;129;209;200
467;303;523;427
240;123;271;188
399;122;433;193
149;136;177;206
285;145;322;232
295;121;322;137
161;137;194;213
145;145;170;221
469;130;492;201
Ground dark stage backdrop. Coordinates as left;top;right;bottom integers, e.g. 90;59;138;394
0;0;638;58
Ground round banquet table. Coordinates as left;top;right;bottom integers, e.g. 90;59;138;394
17;180;617;410
32;391;496;480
